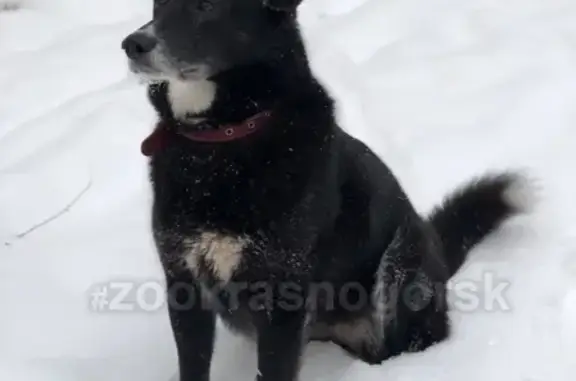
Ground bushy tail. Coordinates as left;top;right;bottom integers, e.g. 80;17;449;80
428;173;533;276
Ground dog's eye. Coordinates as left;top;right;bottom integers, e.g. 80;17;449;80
154;0;170;14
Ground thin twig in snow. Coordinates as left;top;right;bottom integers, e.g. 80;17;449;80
13;178;93;240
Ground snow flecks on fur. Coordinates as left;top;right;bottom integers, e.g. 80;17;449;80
183;232;248;283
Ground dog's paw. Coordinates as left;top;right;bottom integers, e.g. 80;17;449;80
335;341;387;365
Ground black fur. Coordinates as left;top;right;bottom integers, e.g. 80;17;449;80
429;174;522;275
121;2;528;381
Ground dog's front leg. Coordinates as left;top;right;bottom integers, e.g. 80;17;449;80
256;308;307;381
166;272;215;381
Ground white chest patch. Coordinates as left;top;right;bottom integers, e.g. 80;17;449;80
183;232;248;283
168;79;216;120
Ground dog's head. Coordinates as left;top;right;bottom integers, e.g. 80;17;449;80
121;0;303;82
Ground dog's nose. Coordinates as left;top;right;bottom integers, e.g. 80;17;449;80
121;33;158;60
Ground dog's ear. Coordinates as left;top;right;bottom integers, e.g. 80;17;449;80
263;0;302;12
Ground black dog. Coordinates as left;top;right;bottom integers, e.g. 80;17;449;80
121;1;530;380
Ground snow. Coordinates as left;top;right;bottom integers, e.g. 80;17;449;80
1;0;576;380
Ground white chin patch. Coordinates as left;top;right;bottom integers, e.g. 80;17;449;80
168;79;217;120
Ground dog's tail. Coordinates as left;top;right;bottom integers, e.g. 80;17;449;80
428;173;533;276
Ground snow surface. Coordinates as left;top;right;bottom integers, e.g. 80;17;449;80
1;0;576;380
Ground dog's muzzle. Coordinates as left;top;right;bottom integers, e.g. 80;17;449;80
121;32;158;61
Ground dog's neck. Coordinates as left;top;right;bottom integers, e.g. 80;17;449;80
148;35;333;128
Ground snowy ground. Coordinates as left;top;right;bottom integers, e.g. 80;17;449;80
1;0;576;380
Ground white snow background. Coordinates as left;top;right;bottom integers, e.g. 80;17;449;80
1;0;576;380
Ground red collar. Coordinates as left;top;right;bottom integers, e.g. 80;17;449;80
141;110;272;156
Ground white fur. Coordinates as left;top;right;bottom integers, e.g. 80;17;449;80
130;22;217;117
503;173;541;214
371;226;403;341
332;317;380;351
168;79;216;120
183;232;247;283
310;318;381;355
